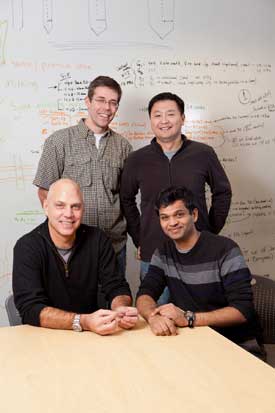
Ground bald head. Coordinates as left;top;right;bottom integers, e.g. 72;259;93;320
44;179;84;247
47;179;83;203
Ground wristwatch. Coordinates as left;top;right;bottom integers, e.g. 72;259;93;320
184;310;196;328
72;314;83;332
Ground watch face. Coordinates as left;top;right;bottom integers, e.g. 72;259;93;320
184;311;195;327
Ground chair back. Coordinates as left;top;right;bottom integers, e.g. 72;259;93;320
5;294;22;326
252;275;275;344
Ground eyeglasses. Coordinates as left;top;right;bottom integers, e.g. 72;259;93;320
93;97;119;109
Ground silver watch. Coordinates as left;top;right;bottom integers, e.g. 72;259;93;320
72;314;82;332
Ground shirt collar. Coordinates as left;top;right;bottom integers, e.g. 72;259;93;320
78;118;112;139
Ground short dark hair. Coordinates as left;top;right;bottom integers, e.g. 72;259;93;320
155;186;197;215
148;92;185;116
87;76;122;102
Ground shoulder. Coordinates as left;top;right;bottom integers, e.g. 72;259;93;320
45;122;84;146
14;222;46;252
125;144;152;162
79;224;113;245
109;129;132;149
201;231;240;256
184;138;216;155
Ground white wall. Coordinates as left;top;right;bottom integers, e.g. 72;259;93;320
0;0;275;325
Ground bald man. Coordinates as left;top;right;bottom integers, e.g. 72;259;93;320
13;179;138;335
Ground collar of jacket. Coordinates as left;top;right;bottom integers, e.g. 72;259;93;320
150;134;188;154
36;219;87;250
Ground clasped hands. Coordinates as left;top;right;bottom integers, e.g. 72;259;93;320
81;306;139;336
148;303;188;336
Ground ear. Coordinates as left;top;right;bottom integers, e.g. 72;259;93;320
192;208;198;223
84;96;91;109
181;114;185;125
43;200;49;217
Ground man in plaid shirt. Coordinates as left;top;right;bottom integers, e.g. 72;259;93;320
33;76;132;277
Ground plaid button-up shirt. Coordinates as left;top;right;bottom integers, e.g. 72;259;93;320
33;119;132;253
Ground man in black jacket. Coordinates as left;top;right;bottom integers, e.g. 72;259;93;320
13;178;138;335
121;92;232;303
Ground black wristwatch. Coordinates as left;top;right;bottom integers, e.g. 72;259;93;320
184;310;196;328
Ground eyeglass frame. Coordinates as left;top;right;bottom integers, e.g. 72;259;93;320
92;97;119;109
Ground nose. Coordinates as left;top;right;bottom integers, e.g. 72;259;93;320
64;206;73;217
168;216;178;227
160;114;169;123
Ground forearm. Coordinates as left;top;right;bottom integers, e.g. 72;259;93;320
111;295;132;310
195;306;246;328
39;306;75;330
136;295;157;321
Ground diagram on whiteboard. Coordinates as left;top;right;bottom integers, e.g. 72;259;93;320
88;0;107;36
148;0;175;39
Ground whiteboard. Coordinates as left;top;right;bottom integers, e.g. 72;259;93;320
0;0;275;325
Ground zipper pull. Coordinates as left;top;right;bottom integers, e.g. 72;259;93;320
64;263;69;278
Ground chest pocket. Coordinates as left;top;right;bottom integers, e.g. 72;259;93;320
100;159;121;192
63;154;92;187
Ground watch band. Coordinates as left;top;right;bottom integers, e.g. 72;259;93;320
184;310;196;328
72;314;83;332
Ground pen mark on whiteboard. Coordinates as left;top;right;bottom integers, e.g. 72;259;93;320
0;20;8;65
238;89;251;105
43;0;53;34
11;0;24;31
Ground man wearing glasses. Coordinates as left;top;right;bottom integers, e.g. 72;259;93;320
33;76;132;277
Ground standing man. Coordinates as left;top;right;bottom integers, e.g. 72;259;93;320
13;179;138;335
120;92;232;301
33;76;132;275
136;186;265;359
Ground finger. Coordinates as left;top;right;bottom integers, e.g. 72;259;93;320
123;308;138;316
98;319;120;335
97;309;117;317
99;313;118;324
120;316;138;328
165;318;178;336
150;307;161;316
119;320;136;329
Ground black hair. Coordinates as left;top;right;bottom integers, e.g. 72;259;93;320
155;186;197;215
148;92;185;116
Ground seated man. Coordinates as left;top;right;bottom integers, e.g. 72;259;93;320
136;186;265;359
13;178;138;335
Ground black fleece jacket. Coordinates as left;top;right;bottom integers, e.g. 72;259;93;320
12;220;131;326
121;136;232;261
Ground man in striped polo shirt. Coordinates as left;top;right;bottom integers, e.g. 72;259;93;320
136;186;265;358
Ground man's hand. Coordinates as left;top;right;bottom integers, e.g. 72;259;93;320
114;306;139;329
151;304;188;327
136;246;141;260
81;309;121;335
148;313;178;336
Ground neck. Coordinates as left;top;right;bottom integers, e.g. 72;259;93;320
48;227;75;249
157;135;182;152
84;118;108;134
174;230;200;251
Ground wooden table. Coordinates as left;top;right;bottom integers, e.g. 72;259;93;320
0;320;274;413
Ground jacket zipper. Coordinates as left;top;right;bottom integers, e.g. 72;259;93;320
38;230;84;279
